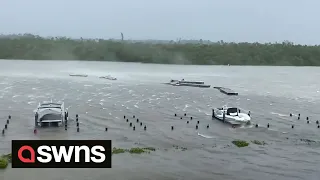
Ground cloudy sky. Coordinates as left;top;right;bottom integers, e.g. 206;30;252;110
0;0;319;44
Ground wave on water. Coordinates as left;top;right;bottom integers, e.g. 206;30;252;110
1;62;320;180
271;112;289;117
197;132;214;139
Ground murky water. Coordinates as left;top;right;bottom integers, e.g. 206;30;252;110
0;60;320;180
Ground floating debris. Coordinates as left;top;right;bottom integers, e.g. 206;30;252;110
112;147;156;155
173;145;187;151
99;75;117;80
251;140;267;145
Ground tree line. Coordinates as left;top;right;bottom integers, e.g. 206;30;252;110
0;34;319;66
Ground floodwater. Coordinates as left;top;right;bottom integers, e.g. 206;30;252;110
0;60;320;180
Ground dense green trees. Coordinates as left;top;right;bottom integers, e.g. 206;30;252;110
0;34;320;66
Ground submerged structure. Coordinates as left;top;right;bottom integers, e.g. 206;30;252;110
69;74;88;77
165;79;211;88
213;87;238;95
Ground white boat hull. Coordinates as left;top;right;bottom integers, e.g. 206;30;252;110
212;108;251;125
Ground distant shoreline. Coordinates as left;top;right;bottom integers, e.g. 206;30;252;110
0;34;319;66
2;59;319;68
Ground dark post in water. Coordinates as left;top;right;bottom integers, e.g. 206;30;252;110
223;111;226;122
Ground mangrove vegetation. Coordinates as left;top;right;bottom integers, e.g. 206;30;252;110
232;140;250;148
0;153;11;169
112;147;156;154
1;34;320;65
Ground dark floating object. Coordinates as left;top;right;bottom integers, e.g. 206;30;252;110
64;112;68;121
105;127;108;131
207;124;209;128
306;117;309;120
133;115;135;118
307;121;309;124
144;125;146;130
126;119;129;122
133;126;135;131
171;126;174;130
248;111;251;117
316;120;319;124
187;121;189;124
6;119;9;124
174;114;177;117
197;121;199;124
318;125;320;128
255;124;258;128
196;125;198;129
267;123;270;128
137;119;139;123
129;122;132;127
124;116;126;119
180;117;182;119
34;129;37;134
184;113;186;116
77;127;80;132
140;122;143;126
213;87;238;95
190;117;193;120
292;125;294;129
8;115;11;119
289;113;292;117
76;122;79;127
76;114;78;118
2;129;4;135
5;124;7;129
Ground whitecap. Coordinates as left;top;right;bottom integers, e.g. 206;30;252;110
197;132;214;138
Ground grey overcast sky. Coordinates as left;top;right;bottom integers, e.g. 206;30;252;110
0;0;319;44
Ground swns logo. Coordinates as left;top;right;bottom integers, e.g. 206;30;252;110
12;140;112;168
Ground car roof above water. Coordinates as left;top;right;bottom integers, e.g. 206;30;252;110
38;102;63;109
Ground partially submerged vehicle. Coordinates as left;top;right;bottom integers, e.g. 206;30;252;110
34;101;68;127
212;106;251;126
99;75;117;80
